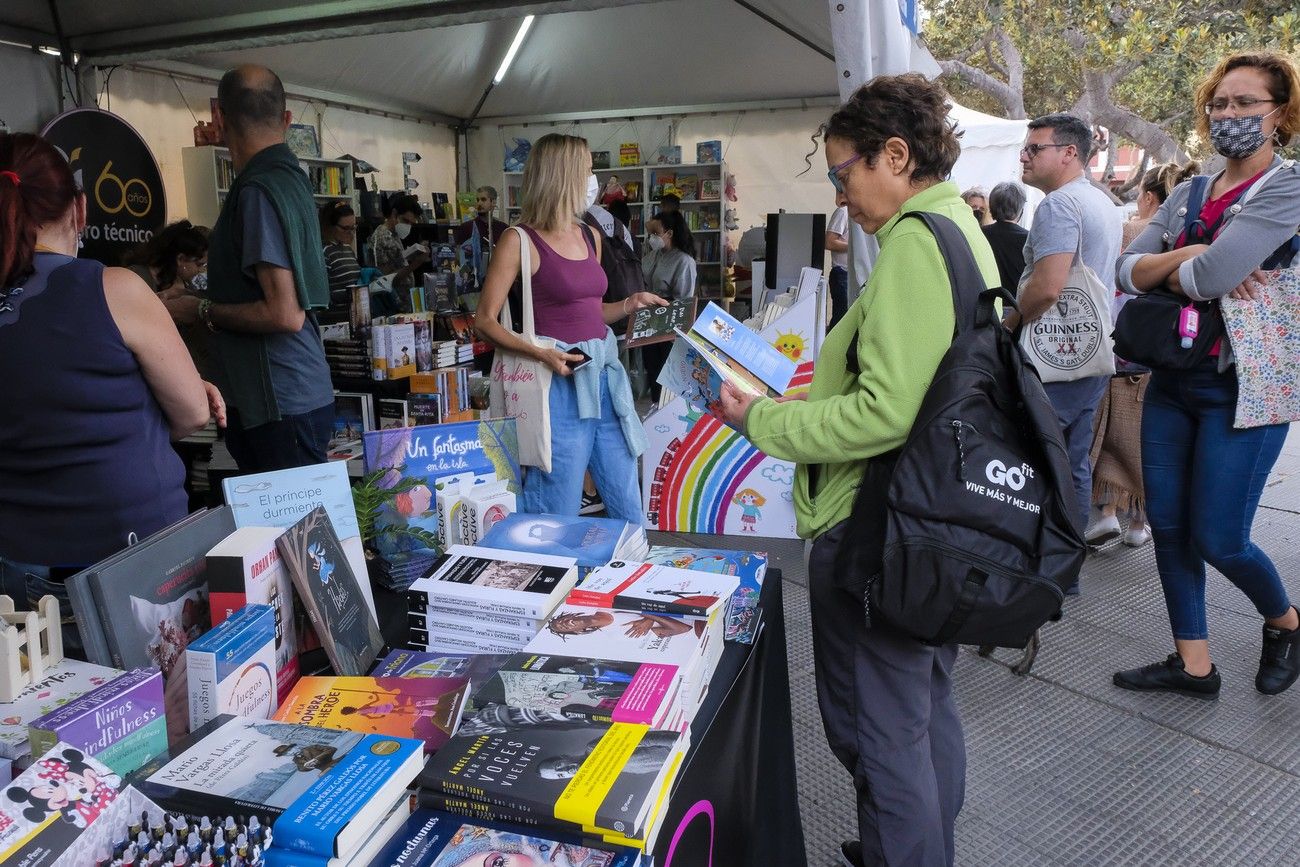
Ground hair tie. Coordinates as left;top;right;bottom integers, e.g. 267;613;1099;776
0;170;19;187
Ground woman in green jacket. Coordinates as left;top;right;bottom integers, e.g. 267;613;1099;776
719;74;1001;867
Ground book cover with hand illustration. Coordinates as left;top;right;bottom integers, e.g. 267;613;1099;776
567;560;739;617
276;507;384;676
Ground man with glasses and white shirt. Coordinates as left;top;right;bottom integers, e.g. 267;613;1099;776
1010;114;1123;579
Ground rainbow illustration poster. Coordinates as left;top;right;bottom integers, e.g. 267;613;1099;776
642;290;821;537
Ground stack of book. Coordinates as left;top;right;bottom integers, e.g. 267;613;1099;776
322;336;370;381
643;545;769;644
369;549;442;592
479;512;650;580
433;338;474;367
405;546;579;654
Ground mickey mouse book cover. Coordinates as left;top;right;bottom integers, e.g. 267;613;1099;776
0;742;122;862
276;506;384;676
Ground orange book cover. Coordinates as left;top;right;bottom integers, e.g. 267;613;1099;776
273;675;469;752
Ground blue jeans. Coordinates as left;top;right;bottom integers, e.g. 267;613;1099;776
522;368;643;525
225;403;333;474
1142;362;1291;640
1044;375;1110;533
0;557;85;658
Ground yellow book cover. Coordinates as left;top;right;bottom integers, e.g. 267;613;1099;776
272;676;468;753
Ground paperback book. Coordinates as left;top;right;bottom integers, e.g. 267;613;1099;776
273;676;468;753
567;561;739;618
276;507;385;677
129;714;424;861
695;140;722;163
365;809;641;867
222;462;376;618
420;708;684;842
473;652;680;727
407;545;579;620
186;604;278;730
625;297;698;349
261;792;411;867
371;649;511;693
27;668;166;777
478;513;648;573
0;659;121;760
643;546;768;643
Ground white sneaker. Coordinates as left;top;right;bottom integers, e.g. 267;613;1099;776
1085;514;1122;545
1123;525;1152;547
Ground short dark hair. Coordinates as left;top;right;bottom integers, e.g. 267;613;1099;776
659;192;681;208
607;198;633;227
1026;113;1092;164
820;73;962;185
388;194;421;219
476;185;498;202
217;66;286;135
988;182;1027;221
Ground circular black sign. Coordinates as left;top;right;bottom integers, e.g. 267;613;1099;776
40;108;166;265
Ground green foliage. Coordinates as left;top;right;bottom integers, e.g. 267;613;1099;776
924;0;1300;157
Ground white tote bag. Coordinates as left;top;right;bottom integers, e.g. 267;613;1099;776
1018;204;1116;383
489;226;556;471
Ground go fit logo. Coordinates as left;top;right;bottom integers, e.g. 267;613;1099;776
985;459;1034;492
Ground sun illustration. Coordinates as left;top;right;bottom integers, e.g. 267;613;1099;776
772;331;806;362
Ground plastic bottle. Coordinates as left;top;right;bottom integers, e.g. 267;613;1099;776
1178;305;1200;349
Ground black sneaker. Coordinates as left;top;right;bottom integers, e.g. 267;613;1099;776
838;840;864;867
579;490;604;516
1113;654;1221;699
1256;608;1300;695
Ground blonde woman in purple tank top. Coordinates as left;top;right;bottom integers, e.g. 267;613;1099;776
474;134;667;522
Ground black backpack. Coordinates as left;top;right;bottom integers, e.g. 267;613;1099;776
834;212;1085;649
582;214;645;328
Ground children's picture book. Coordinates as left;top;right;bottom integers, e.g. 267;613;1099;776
625;297;698;348
478;513;648;572
658;301;798;422
655;145;682;165
365;809;641;867
222;462;376;618
371;649;511;693
420;709;684;842
65;506;236;742
273;676;468;753
699;177;722;200
473;652;680;727
674;174;699;200
362;419;522;558
696;140;722;163
618;142;640;167
277;508;384;677
330;392;372;452
27;668;166;778
0;658;121;760
643;546;769;644
591;151;612;170
0;742;123;862
186;604;278;730
566;561;739;618
130;714;423;862
206;525;301;703
407;545;579;620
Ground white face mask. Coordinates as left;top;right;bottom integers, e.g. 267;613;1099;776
394;221;412;240
584;174;599;209
646;234;666;252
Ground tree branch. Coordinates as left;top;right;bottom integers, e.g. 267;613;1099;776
1080;70;1188;163
936;59;1026;119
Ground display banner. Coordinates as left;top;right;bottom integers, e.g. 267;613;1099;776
40;108;166;265
651;577;805;866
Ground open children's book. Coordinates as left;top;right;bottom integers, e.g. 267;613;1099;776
658;301;798;421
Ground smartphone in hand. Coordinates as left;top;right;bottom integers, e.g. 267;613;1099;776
568;349;593;372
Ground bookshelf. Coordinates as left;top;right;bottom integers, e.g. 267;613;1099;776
182;145;358;229
504;158;728;301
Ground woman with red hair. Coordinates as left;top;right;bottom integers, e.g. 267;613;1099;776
0;132;219;650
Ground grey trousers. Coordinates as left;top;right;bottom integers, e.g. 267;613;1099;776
808;521;965;867
1044;375;1110;532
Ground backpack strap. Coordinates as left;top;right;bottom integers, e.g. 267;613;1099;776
1179;175;1211;245
845;212;984;375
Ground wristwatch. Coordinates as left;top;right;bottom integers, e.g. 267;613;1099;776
198;298;216;332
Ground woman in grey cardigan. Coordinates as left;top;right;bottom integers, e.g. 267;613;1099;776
1112;52;1300;699
642;210;697;399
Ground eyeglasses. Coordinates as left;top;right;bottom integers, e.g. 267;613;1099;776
1020;143;1072;158
337;223;357;232
1204;96;1275;115
827;153;863;193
